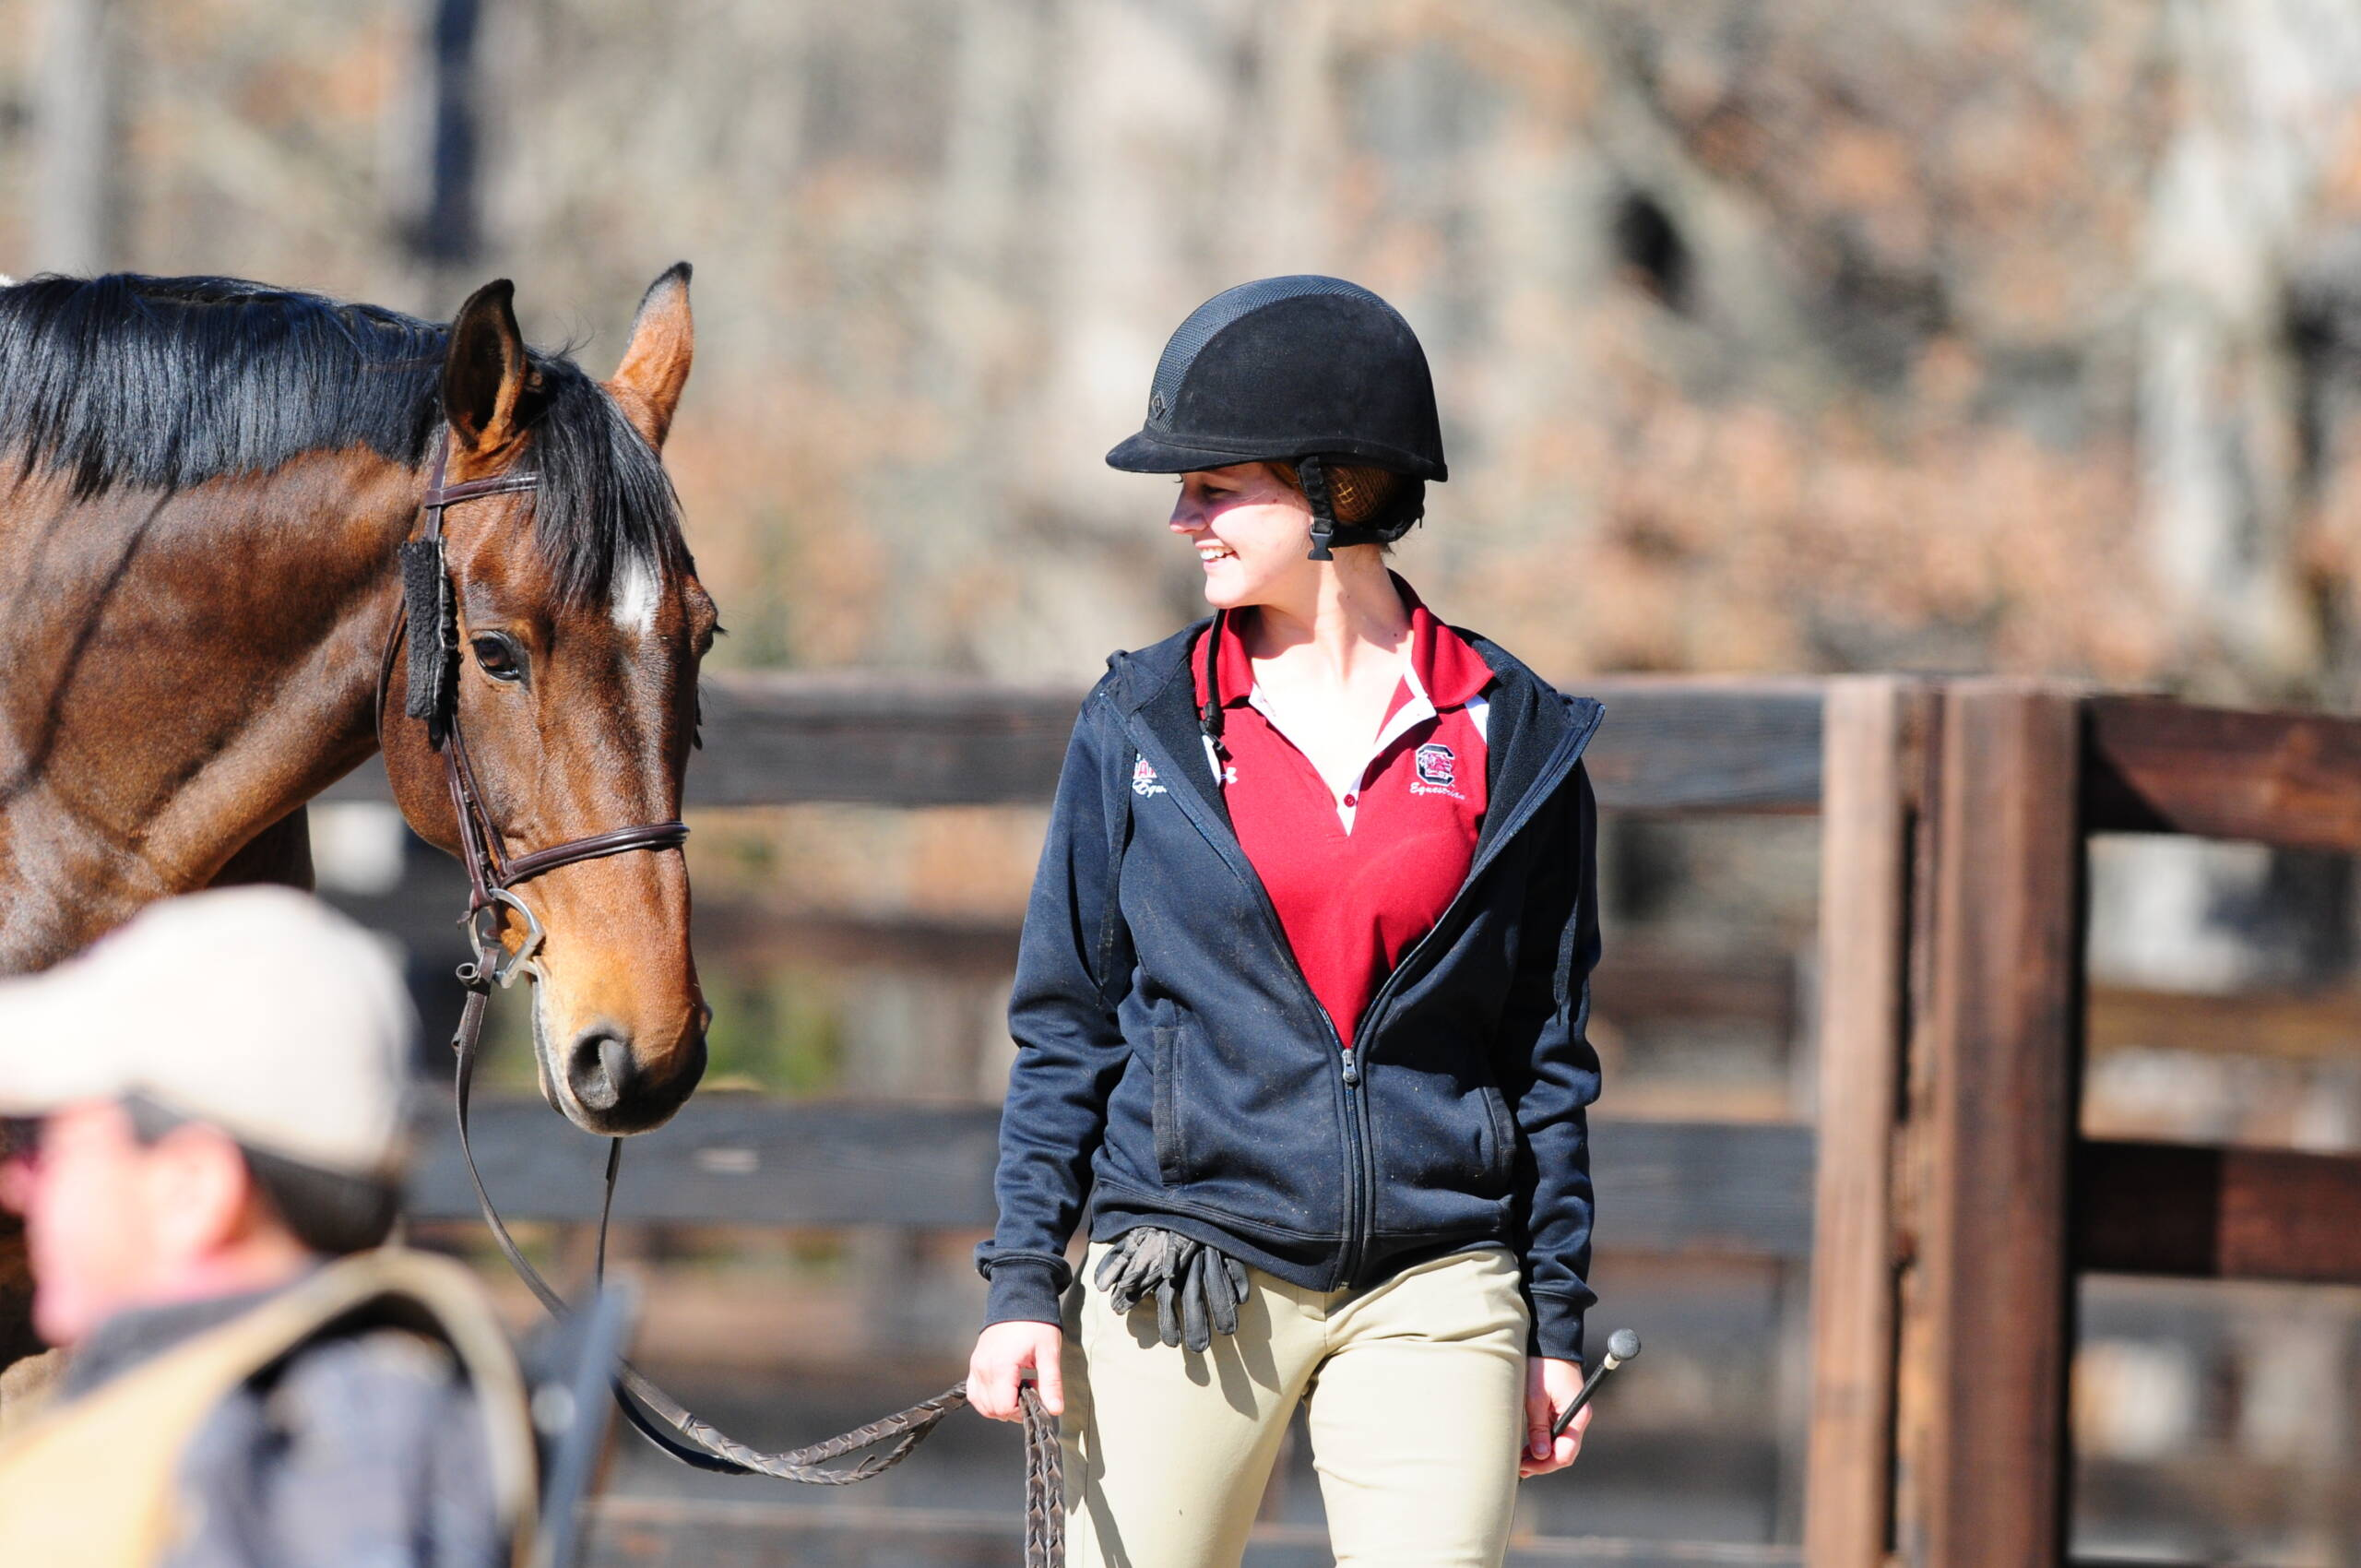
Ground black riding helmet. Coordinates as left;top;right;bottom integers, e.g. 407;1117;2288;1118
1106;276;1447;560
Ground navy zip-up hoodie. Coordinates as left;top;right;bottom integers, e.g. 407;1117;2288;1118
977;617;1605;1360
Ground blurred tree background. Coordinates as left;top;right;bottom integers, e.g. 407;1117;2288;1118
15;0;2361;697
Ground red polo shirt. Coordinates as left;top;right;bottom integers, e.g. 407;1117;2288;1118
1193;580;1494;1051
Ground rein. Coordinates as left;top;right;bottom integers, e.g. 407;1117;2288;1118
378;438;1062;1567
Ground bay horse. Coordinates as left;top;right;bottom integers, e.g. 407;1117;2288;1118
0;267;718;1359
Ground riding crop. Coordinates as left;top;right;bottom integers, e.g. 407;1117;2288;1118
1551;1328;1642;1440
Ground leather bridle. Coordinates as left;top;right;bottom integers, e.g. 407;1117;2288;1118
371;436;1062;1562
374;434;690;989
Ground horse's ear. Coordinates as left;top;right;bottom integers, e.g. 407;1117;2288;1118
607;262;694;451
444;279;532;457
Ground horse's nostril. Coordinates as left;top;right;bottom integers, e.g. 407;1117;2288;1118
557;1020;703;1128
599;1033;635;1099
566;1028;632;1113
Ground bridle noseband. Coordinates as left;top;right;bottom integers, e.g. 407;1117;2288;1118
375;434;689;988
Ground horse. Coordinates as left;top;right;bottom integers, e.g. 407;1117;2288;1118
0;267;718;1362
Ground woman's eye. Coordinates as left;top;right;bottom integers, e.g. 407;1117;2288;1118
472;636;523;681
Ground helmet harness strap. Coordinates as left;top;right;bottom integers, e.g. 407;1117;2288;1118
1299;454;1339;562
1198;607;1229;784
1296;452;1427;561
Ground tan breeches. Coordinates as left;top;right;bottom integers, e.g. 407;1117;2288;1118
1060;1241;1529;1568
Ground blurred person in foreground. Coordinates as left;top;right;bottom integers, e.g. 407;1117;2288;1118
969;277;1607;1568
0;885;535;1568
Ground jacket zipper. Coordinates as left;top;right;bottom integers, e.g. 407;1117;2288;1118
1120;711;1369;1290
1118;697;1600;1292
1337;706;1603;1285
1236;859;1366;1290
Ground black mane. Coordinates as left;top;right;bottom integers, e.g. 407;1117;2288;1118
0;272;684;605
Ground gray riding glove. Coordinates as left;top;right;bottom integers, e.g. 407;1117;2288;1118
1093;1227;1252;1353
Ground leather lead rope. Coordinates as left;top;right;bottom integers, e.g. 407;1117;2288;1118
447;962;1063;1564
392;434;1062;1562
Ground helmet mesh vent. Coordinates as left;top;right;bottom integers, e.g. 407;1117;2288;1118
1145;276;1382;424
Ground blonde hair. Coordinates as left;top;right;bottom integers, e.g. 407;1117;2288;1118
1271;459;1406;526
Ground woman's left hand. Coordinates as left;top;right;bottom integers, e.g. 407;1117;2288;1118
1520;1356;1590;1478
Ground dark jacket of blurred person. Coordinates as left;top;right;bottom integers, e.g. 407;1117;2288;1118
0;888;536;1568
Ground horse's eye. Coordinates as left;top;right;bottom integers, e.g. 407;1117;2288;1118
472;636;523;682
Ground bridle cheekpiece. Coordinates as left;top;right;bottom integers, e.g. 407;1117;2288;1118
376;434;690;990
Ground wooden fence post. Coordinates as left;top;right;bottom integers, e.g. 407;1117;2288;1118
1895;682;2083;1568
1805;677;1923;1568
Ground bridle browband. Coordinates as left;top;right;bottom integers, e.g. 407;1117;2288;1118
375;434;690;988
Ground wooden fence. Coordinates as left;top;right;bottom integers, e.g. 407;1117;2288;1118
351;671;2361;1567
1807;680;2361;1568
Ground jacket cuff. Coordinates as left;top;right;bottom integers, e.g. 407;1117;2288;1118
982;1257;1070;1327
1525;1289;1587;1363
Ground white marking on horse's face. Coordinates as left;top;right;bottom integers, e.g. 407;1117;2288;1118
612;554;661;637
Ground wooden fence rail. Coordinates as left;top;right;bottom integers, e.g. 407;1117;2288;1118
404;1101;1821;1258
2082;694;2361;849
585;1496;1809;1568
409;1102;2361;1285
327;671;1827;813
347;671;2361;1568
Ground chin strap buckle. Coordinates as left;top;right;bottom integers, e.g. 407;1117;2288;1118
1299;455;1338;561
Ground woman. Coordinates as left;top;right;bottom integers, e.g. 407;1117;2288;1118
968;277;1605;1568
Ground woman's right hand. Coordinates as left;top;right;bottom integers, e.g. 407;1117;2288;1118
967;1321;1066;1421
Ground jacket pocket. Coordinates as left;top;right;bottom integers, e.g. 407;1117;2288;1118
1370;1067;1517;1207
1479;1084;1519;1182
1151;1007;1188;1184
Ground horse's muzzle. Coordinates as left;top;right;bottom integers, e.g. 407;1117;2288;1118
563;1019;705;1132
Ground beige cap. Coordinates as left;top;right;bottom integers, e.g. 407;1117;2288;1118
0;887;416;1179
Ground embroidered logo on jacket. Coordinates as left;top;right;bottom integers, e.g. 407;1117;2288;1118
1411;742;1463;798
1132;755;1168;797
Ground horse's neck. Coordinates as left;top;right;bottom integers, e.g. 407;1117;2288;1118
0;453;417;968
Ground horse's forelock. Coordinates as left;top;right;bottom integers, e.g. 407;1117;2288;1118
516;361;689;612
